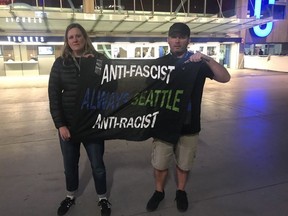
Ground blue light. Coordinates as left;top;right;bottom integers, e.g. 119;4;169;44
253;23;273;37
252;0;275;38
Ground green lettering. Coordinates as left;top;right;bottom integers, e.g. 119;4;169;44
160;90;169;107
165;90;172;110
138;91;147;106
153;90;161;105
145;91;154;107
172;90;183;112
131;93;140;105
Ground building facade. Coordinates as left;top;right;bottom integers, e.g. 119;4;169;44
0;0;287;76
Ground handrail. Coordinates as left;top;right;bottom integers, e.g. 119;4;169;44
3;0;232;18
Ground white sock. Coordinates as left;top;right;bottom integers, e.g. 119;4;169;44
67;190;77;199
66;195;75;199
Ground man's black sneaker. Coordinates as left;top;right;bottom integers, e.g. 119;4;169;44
146;190;165;212
57;197;75;216
98;198;112;216
175;190;188;212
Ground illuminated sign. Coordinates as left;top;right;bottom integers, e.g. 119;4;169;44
5;17;42;23
7;36;45;43
252;0;275;37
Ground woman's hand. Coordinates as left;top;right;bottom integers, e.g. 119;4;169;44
59;126;71;141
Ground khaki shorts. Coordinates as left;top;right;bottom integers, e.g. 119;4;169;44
151;134;198;171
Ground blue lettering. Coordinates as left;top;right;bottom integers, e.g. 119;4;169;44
81;89;131;111
81;88;91;110
252;0;275;37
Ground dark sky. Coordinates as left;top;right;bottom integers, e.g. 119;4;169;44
14;0;236;16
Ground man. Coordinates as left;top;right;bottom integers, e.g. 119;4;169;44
259;48;264;55
146;22;231;212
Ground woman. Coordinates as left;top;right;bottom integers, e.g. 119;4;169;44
48;23;111;216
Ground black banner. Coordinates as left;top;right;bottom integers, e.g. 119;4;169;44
71;57;200;144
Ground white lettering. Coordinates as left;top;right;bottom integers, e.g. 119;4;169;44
6;36;45;43
100;64;175;85
101;65;110;85
91;111;159;129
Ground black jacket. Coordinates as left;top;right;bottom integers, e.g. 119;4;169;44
48;52;107;129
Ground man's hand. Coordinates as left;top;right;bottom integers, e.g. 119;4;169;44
185;51;211;63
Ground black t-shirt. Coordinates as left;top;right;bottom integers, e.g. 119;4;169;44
159;53;214;134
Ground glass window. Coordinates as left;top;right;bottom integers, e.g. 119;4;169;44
118;47;127;58
97;44;112;58
111;46;127;58
244;44;254;55
159;46;168;57
3;45;14;61
207;46;216;56
27;45;38;61
135;47;141;58
143;47;154;58
134;46;155;58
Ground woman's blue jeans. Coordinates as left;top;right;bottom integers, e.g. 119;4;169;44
59;136;107;195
